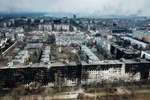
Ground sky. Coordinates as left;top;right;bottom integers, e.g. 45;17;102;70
0;0;150;16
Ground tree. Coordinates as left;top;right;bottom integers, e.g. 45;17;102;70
54;71;65;92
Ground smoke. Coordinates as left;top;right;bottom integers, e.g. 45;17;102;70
0;0;150;16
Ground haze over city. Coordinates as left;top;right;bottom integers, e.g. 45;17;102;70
0;0;150;16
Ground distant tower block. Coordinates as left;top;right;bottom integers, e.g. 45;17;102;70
88;24;90;31
73;14;76;19
59;41;62;53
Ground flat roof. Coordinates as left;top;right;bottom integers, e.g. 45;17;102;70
143;50;150;54
112;43;140;54
0;59;150;69
81;59;150;66
50;61;77;67
133;30;150;36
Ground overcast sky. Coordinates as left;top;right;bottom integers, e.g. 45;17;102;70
0;0;150;16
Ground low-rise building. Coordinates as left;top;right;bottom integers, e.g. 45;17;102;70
121;36;150;49
141;51;150;60
132;30;150;43
80;45;100;64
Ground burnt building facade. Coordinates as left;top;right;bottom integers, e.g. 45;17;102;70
0;59;150;88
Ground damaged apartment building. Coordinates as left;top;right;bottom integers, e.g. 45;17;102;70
81;59;150;84
1;57;150;87
1;17;150;89
79;43;150;84
1;34;150;88
96;34;143;59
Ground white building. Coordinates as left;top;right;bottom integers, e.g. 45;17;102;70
0;38;8;48
141;51;150;60
38;24;53;32
81;45;101;64
54;24;70;31
17;33;25;41
96;37;111;54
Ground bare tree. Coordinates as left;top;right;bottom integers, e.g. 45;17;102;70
54;71;65;92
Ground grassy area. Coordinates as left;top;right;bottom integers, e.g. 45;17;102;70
51;46;78;62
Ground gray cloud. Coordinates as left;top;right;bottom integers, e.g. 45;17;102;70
0;0;150;16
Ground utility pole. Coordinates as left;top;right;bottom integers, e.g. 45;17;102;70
95;67;99;100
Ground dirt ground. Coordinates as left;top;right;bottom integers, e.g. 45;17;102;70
1;86;150;100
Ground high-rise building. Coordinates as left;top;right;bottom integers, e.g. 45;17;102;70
73;14;76;19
